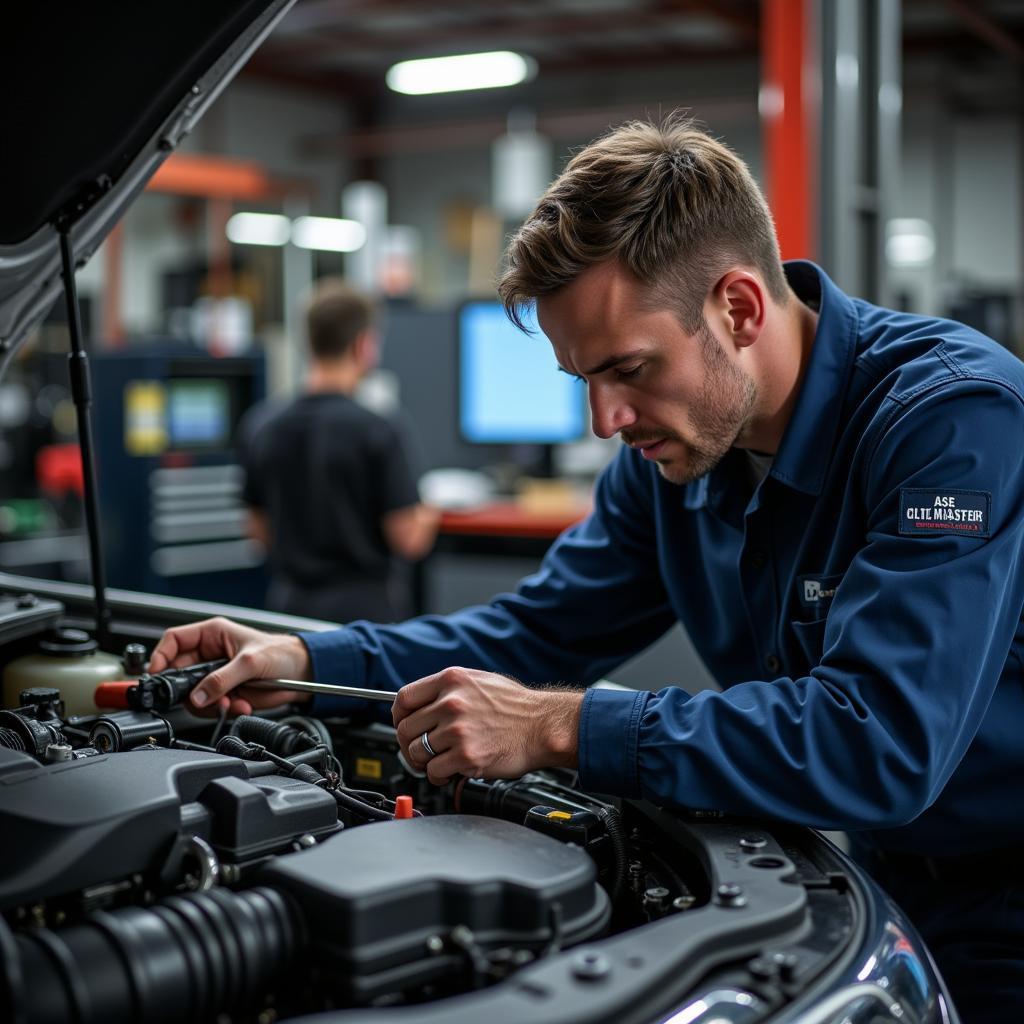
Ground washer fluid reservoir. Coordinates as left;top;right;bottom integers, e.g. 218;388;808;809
3;629;136;716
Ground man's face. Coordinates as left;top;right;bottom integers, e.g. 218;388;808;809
537;261;757;486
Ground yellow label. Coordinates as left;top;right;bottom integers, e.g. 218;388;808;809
546;810;572;821
124;381;167;456
355;757;382;780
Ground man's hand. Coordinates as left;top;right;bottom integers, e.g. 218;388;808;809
392;666;582;785
149;617;313;717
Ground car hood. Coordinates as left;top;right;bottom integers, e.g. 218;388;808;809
0;0;294;374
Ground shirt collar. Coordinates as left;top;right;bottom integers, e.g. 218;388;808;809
763;260;859;496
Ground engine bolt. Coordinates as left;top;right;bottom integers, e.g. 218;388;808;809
571;950;611;981
425;935;445;955
642;886;670;913
747;956;778;980
717;882;746;907
739;836;767;851
772;951;799;981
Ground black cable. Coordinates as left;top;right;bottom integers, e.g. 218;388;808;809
332;787;394;822
216;737;409;822
209;705;229;748
280;714;332;751
173;739;217;753
340;787;424;818
595;806;628;901
343;787;390;805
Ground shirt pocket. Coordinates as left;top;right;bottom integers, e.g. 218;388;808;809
790;616;828;668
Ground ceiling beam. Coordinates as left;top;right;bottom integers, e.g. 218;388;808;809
260;7;746;63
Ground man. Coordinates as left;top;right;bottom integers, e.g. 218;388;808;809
154;117;1024;1019
237;278;438;622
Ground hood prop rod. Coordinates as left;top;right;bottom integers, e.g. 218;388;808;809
57;226;111;650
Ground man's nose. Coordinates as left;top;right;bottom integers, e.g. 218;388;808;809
589;386;636;439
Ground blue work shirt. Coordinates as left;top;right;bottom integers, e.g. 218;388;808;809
302;261;1024;856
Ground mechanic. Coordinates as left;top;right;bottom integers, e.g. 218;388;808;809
153;117;1024;1020
237;278;439;622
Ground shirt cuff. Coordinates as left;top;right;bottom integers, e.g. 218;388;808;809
577;686;651;798
297;629;372;715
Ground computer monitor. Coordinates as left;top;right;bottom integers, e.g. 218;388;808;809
457;301;586;445
167;378;231;449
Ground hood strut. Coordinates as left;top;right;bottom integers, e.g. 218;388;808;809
57;227;110;650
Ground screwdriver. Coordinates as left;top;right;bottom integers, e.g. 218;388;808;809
247;679;398;703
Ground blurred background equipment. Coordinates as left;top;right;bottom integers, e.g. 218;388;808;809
90;347;267;606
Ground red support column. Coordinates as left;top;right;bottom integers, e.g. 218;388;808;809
761;0;816;261
101;222;125;348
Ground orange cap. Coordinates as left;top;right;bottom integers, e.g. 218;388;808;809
93;681;135;709
394;795;414;819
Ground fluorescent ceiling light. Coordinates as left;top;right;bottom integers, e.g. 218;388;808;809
226;212;290;246
886;217;935;267
386;51;534;95
291;216;367;252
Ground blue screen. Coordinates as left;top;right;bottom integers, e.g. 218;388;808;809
458;302;586;444
167;379;230;447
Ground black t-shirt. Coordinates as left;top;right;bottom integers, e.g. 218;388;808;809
238;392;420;589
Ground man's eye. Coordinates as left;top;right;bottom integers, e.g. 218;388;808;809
616;364;643;380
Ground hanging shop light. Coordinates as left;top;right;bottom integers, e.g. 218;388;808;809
386;51;535;96
290;216;367;252
225;212;290;246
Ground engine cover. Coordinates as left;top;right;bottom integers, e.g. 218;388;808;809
259;813;610;1002
0;747;338;910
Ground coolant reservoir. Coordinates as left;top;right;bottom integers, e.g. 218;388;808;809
3;629;133;716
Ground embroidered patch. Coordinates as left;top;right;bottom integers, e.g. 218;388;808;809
899;489;991;538
797;573;844;610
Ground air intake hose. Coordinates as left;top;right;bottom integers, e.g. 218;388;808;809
7;887;302;1024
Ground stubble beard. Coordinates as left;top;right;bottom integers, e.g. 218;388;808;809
653;324;758;486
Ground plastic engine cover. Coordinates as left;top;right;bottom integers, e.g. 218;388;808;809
0;747;339;909
0;747;246;909
259;813;610;1001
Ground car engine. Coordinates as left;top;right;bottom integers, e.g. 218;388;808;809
0;595;943;1024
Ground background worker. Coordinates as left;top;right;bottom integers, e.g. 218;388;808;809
238;278;439;623
157;117;1024;1021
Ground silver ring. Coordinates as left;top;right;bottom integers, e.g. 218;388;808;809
420;731;437;758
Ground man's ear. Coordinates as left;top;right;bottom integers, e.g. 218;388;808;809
708;271;766;350
354;328;380;370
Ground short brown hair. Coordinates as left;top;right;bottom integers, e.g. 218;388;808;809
306;278;376;359
498;114;789;332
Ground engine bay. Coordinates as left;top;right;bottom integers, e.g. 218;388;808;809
0;589;869;1024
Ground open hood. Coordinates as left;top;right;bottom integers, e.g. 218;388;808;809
0;0;294;372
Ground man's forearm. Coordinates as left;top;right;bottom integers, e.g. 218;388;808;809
535;688;583;768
